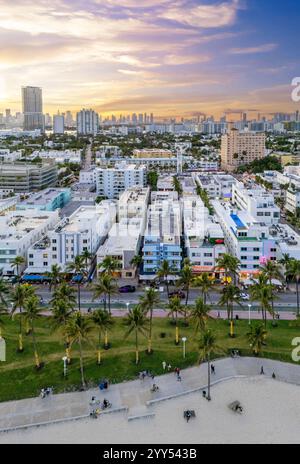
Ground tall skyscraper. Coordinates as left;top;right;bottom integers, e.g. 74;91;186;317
76;109;99;135
22;86;44;132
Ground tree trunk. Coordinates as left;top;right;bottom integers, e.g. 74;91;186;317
135;330;139;364
31;323;40;368
108;293;111;315
207;357;211;401
78;338;85;388
97;331;101;365
148;308;153;353
296;278;300;317
18;306;23;352
77;283;81;313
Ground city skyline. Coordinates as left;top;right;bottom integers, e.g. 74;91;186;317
0;0;300;117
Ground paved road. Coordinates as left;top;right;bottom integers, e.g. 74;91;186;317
35;285;300;311
82;138;93;170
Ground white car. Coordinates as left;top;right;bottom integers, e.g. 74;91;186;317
240;292;250;301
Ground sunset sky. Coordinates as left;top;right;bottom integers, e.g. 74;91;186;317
0;0;300;118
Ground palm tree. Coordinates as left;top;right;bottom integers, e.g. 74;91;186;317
11;255;25;280
11;284;35;352
91;309;114;364
216;254;240;285
167;296;184;344
247;324;267;356
0;278;9;307
194;272;214;304
130;255;143;274
66;255;87;313
23;295;43;369
250;274;274;327
92;273;117;316
218;284;241;322
260;260;281;319
286;259;300;317
279;254;292;285
47;264;62;292
157;260;174;301
177;263;193;316
190;298;213;333
124;305;148;364
198;329;221;401
0;305;8;338
65;312;93;389
139;287;160;354
81;249;92;273
99;256;119;275
50;282;76;307
51;299;75;363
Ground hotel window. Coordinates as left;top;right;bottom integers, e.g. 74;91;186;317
241;256;247;260
29;262;34;266
253;256;260;260
43;262;48;266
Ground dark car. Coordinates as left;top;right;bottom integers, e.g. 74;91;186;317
119;285;136;293
168;290;185;299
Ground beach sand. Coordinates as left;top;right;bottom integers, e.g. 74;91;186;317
0;376;299;444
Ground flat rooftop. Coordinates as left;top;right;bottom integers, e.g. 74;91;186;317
0;212;56;241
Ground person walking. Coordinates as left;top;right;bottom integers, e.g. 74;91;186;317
260;366;264;375
211;364;215;375
167;363;172;371
162;361;167;371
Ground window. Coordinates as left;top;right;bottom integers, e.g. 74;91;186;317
52;255;57;259
204;253;212;257
43;262;48;266
270;248;277;252
241;247;247;251
241;256;247;260
29;254;33;258
52;239;56;243
29;262;34;266
253;256;260;260
52;247;57;251
253;248;260;252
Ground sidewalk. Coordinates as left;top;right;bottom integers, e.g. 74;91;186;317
1;357;300;433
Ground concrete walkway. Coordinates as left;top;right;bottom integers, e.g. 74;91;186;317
0;357;300;433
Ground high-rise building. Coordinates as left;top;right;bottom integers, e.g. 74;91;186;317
53;114;64;134
65;111;73;127
76;109;99;136
5;109;11;123
138;113;143;124
22;86;44;132
221;128;266;172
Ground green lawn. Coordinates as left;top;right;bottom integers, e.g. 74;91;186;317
0;315;299;402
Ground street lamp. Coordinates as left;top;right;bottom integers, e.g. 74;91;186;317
126;302;130;312
62;356;68;377
182;337;187;359
248;303;252;325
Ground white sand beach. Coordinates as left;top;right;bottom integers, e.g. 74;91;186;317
1;376;299;444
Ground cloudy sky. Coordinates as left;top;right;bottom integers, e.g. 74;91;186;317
0;0;300;117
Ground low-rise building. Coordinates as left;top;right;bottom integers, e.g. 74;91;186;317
183;196;226;275
232;181;280;225
212;200;277;279
0;210;59;275
0;161;58;193
26;202;116;274
97;218;145;278
94;162;146;199
17;188;71;211
141;199;182;277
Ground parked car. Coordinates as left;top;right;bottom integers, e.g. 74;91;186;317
168;290;185;299
119;285;136;293
240;292;250;301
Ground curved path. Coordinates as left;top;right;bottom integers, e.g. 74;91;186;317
0;357;299;433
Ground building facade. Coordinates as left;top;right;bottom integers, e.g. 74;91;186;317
221;128;265;172
22;86;44;132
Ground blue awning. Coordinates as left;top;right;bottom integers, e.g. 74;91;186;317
22;274;51;282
